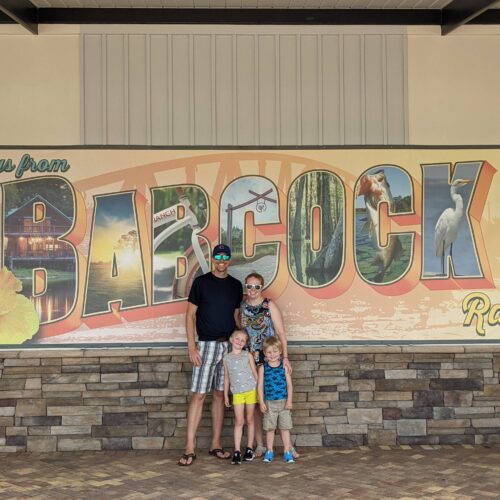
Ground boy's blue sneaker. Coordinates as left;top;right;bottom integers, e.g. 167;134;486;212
283;451;295;463
262;450;274;462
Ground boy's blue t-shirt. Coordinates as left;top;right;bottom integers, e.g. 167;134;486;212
263;361;288;400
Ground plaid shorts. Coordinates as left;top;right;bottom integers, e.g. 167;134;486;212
190;340;229;394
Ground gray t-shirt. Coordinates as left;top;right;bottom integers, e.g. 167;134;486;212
224;351;256;395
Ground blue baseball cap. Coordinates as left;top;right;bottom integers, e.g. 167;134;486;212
212;244;231;258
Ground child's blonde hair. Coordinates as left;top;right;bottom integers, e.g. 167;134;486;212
262;336;282;353
230;329;249;340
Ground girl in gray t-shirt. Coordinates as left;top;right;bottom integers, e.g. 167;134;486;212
223;330;258;465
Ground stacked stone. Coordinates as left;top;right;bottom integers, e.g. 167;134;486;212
0;348;191;452
1;345;500;452
294;346;497;448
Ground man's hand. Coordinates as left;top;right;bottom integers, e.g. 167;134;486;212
188;346;202;367
283;357;292;375
224;395;231;408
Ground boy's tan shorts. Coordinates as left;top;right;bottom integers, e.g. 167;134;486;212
263;399;293;431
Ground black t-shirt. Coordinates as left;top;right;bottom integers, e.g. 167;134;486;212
188;272;243;341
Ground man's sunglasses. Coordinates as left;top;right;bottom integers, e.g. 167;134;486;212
213;254;230;261
245;284;262;290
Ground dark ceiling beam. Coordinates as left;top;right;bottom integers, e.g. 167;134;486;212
441;0;498;35
1;6;499;33
0;0;37;34
469;9;500;25
35;8;440;26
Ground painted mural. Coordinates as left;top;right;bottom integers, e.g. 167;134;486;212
0;149;498;345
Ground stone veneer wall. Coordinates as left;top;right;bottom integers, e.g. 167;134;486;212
1;345;500;452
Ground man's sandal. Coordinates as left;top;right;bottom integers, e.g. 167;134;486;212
208;448;231;459
178;453;196;466
255;445;266;458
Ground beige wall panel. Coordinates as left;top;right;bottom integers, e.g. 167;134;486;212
364;35;385;144
279;35;299;145
321;35;342;145
236;35;256;145
80;27;408;147
4;26;500;147
301;35;320;146
193;35;213;145
171;35;191;145
215;35;234;145
150;35;170;145
128;35;149;145
83;34;104;144
386;35;407;144
0;29;80;146
407;32;500;145
258;35;278;146
343;35;363;144
106;35;126;145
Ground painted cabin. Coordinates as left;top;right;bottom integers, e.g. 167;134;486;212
4;195;73;266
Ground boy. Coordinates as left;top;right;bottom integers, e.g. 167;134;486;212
257;336;295;463
223;330;259;465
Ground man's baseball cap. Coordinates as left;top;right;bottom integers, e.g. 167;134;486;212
212;244;231;258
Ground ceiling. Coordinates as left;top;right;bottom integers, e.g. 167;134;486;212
1;0;500;36
26;1;469;7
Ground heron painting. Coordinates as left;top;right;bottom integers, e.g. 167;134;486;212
422;162;482;279
435;179;472;276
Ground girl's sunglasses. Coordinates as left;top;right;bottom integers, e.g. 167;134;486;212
213;254;230;261
245;284;262;290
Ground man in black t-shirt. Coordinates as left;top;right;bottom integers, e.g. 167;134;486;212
178;244;243;466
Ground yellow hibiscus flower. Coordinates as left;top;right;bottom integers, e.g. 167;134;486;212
0;267;40;344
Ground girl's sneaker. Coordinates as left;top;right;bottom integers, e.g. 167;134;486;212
283;451;295;463
231;450;242;465
262;450;274;463
243;447;255;461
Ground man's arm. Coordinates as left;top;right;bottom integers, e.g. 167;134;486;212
186;302;201;367
234;308;241;329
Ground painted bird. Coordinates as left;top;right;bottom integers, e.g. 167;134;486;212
434;178;472;276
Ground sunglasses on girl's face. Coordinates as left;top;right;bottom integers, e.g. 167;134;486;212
245;284;262;290
213;254;230;261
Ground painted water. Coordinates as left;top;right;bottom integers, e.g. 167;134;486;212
355;212;412;284
84;262;146;315
22;279;75;324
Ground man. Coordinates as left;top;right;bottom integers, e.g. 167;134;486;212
178;244;243;466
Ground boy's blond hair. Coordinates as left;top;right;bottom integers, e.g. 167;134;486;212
262;336;282;353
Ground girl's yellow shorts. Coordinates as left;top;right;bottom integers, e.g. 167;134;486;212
232;388;258;405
